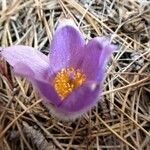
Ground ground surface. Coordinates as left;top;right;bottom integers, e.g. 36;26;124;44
0;0;150;150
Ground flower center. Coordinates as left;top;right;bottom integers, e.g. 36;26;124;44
53;67;86;100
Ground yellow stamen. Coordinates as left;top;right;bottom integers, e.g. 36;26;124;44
53;67;86;100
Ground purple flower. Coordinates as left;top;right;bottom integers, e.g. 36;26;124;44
1;19;116;120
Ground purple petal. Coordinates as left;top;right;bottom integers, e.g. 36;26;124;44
14;63;35;77
49;19;85;72
1;45;49;81
80;37;116;81
32;79;62;106
43;101;89;121
58;82;100;112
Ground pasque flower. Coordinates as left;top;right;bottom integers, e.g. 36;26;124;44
1;19;116;120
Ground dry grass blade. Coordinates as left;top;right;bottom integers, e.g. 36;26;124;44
0;99;42;139
23;122;57;150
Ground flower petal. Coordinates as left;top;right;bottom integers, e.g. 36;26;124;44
1;45;49;81
13;63;35;77
58;82;100;112
32;79;62;106
80;37;116;81
42;101;89;121
49;19;85;72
